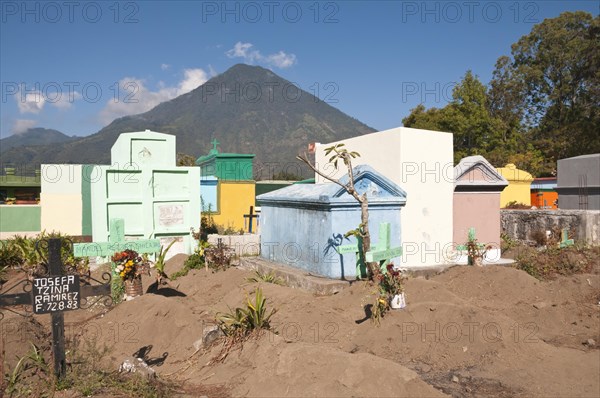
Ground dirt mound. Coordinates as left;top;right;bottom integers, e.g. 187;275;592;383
188;333;445;397
2;262;599;397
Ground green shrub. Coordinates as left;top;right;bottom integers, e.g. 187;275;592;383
216;287;277;338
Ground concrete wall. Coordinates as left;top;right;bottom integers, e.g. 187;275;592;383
314;127;453;268
207;233;260;256
501;209;600;246
0;205;41;239
40;164;84;236
454;192;502;246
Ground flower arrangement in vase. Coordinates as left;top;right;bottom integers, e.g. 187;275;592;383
112;249;150;299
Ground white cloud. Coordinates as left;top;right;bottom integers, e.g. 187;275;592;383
178;69;209;93
50;91;82;110
99;68;209;125
225;42;297;69
15;91;45;114
265;51;297;69
13;119;37;134
161;63;170;70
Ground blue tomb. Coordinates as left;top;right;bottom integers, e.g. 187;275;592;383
257;165;407;279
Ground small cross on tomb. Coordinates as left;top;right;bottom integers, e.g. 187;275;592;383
210;138;220;152
243;206;259;233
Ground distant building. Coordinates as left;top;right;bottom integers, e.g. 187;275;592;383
556;154;600;210
0;167;40;204
196;139;257;232
496;164;534;207
0;167;41;239
530;177;558;209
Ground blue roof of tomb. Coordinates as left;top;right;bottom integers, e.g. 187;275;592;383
257;165;407;208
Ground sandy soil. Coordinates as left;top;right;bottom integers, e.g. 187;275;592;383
1;256;599;397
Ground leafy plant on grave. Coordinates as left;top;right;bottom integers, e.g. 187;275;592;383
245;270;286;286
216;287;277;339
0;239;23;271
212;288;278;363
464;229;491;266
152;238;178;285
500;232;518;254
370;263;407;325
6;232;89;276
4;343;51;396
204;241;235;272
170;240;212;280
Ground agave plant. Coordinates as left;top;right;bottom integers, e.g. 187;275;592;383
216;288;277;337
152;239;178;285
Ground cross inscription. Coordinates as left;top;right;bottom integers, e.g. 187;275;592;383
73;219;161;258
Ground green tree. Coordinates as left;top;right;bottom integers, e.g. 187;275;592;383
492;11;600;170
403;71;528;166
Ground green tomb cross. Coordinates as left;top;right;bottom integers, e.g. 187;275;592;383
559;228;574;248
365;222;402;265
73;218;161;258
456;227;481;251
336;222;402;277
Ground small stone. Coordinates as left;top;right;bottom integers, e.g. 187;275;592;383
193;325;225;351
118;357;156;379
584;339;596;347
203;325;224;345
429;307;436;312
417;364;431;373
533;302;547;309
462;346;468;352
451;375;460;383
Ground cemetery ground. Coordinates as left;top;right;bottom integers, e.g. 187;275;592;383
1;246;599;398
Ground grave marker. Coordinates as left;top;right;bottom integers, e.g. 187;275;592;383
0;238;112;379
243;206;259;233
559;228;574;248
336;222;402;277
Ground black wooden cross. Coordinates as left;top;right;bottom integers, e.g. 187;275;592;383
243;205;259;233
0;238;112;379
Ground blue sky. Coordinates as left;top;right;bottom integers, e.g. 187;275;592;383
1;1;598;139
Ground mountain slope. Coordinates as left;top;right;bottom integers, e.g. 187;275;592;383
0;128;76;153
1;64;376;177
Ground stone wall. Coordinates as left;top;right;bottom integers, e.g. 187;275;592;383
207;233;260;256
501;210;600;245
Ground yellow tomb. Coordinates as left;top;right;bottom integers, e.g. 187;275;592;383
496;163;534;207
196;140;257;232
